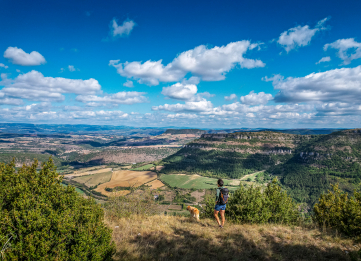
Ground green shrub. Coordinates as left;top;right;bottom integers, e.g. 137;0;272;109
313;184;361;239
0;159;115;260
202;179;300;225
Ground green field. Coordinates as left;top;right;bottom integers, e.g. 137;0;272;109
73;171;113;187
160;174;239;190
131;164;155;171
61;183;85;195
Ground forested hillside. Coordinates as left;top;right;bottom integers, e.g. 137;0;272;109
160;129;361;206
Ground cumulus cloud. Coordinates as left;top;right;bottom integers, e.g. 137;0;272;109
324;38;361;65
161;82;198;101
110;40;265;85
0;63;8;69
0;70;101;101
152;98;213;112
316;56;331;64
111;19;135;38
277;18;329;52
240;91;273;105
76;91;148;105
4;47;46;66
266;65;361;103
123;80;134;87
225;94;237;101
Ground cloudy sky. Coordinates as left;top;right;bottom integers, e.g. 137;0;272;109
1;0;361;128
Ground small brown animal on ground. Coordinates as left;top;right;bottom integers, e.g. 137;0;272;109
186;206;200;221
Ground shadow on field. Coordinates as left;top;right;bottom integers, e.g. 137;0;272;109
113;221;352;261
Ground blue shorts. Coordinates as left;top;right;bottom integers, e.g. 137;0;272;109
214;204;226;211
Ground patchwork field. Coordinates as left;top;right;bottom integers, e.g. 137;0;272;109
95;170;158;196
72;171;113;187
64;167;113;178
160;174;239;190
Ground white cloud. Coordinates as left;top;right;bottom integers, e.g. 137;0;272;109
123;80;134;88
110;40;265;85
4;47;46;66
316;56;331;64
225;94;237;101
0;63;8;69
240;91;273;105
277;18;329;52
267;65;361;103
161;82;198;101
324;38;361;65
166;113;198;119
152;98;213;112
68;65;76;72
111;19;135;38
0;70;101;101
16;69;21;73
76;91;148;105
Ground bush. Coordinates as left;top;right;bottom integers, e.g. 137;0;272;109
104;189;158;220
313;184;361;239
0;159;115;260
202;179;300;225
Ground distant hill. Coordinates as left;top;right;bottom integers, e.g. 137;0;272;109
160;129;361;206
164;129;206;135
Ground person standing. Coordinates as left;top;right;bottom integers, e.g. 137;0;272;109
214;179;229;228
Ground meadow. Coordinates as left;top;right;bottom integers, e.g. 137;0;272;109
160;174;240;190
130;163;155;171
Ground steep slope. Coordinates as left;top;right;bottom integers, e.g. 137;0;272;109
269;129;361;205
161;131;301;178
160;130;361;205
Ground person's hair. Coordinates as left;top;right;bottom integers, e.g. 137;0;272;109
217;179;224;186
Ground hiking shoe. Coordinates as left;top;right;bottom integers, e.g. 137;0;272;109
219;225;223;228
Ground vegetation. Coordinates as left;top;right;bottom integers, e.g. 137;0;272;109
161;148;287;179
314;184;361;240
0;159;115;260
108;214;360;261
104;189;158;220
160;173;238;190
203;179;300;225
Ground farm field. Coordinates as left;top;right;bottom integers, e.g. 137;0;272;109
160;174;239;190
146;179;165;189
95;170;157;196
64;167;113;178
130;164;155;171
72;171;113;187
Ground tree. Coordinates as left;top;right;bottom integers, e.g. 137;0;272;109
0;159;115;260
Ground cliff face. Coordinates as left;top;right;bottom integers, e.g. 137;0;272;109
161;130;361;205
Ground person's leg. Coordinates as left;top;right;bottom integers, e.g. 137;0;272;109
220;210;225;226
214;210;221;226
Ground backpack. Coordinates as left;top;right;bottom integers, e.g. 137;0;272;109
218;187;229;205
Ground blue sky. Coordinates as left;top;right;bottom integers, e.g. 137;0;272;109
1;0;361;128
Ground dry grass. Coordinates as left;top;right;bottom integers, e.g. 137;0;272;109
95;170;157;196
146;179;165;189
107;215;361;261
72;171;112;187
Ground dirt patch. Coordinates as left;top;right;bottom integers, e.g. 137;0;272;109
190;190;205;202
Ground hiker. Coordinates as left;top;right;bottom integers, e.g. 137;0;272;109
214;179;229;228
